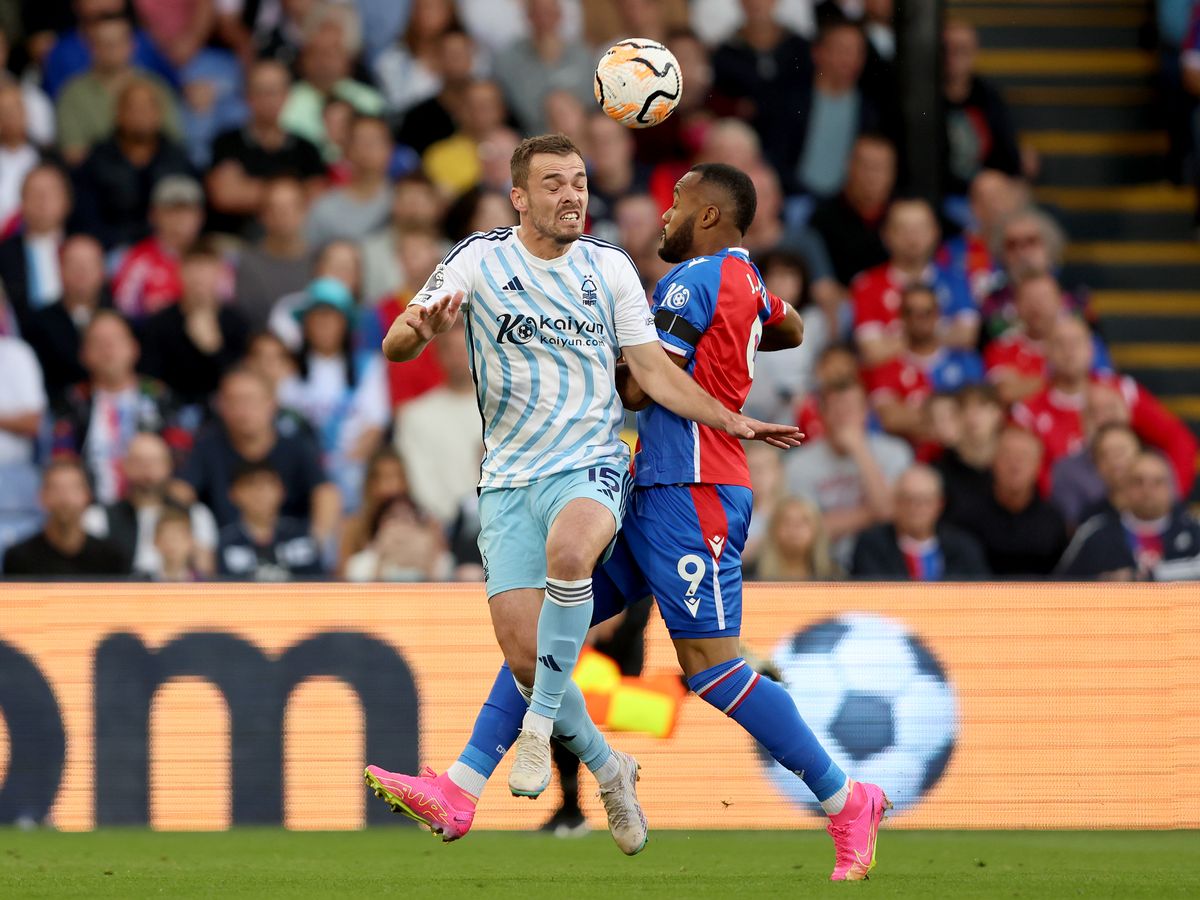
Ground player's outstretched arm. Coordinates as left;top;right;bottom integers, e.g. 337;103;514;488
622;341;804;450
758;304;804;352
382;292;464;362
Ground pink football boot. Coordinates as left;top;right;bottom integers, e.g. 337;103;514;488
364;765;476;842
827;780;891;881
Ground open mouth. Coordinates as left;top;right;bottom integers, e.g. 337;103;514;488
559;210;581;223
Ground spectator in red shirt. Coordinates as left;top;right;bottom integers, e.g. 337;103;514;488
111;175;204;320
863;284;983;447
983;273;1062;405
851;197;978;366
1013;316;1197;496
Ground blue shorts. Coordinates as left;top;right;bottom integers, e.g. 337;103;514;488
602;484;752;639
477;464;632;598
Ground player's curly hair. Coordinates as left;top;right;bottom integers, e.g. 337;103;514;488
509;133;583;189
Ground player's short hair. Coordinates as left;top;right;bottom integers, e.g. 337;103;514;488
509;133;583;189
688;162;757;234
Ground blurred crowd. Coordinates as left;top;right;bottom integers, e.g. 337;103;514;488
0;0;1198;584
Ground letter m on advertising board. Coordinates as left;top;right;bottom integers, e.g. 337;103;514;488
94;632;419;826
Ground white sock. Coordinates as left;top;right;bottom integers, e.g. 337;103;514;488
446;762;486;799
820;778;852;817
593;749;622;785
522;709;554;740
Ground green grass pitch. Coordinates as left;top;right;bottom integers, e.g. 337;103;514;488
2;829;1196;898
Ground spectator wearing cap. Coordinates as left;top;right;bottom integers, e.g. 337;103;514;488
82;431;218;577
0;164;72;328
850;464;990;579
279;6;385;161
206;59;327;238
305;115;393;248
491;0;595;135
851;197;977;367
863;283;984;449
947;426;1067;577
784;377;913;568
809;133;896;286
1057;451;1200;581
216;460;324;581
279;277;389;510
232;177;315;333
23;235;111;402
51;310;178;505
177;367;339;541
140;242;249;406
41;0;178;99
2;458;130;577
1013;316;1197;497
55;13;181;165
267;239;362;351
71;79;195;250
111;175;205;321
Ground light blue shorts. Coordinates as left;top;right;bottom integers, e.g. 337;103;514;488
477;464;632;598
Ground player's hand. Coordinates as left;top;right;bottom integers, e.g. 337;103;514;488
403;291;464;342
724;413;804;450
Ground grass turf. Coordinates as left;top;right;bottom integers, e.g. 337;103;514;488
1;829;1195;898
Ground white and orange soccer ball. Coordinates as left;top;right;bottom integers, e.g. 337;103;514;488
594;38;683;129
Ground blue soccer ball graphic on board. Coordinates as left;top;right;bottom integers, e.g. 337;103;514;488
761;612;958;814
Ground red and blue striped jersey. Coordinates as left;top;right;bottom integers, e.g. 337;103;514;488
634;248;786;489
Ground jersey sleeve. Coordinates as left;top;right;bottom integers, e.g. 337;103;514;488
648;260;717;359
763;289;787;327
408;236;477;309
609;253;658;349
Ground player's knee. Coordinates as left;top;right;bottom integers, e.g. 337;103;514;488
545;542;598;580
508;656;536;687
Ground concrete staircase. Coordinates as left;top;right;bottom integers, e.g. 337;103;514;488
952;0;1200;499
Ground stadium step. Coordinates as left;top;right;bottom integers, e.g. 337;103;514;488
955;0;1200;498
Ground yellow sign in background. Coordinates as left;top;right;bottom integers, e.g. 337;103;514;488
0;582;1196;830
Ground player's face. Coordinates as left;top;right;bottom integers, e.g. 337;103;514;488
658;173;701;264
514;153;587;246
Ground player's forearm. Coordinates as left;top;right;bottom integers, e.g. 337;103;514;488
382;319;430;362
758;306;804;352
632;351;734;430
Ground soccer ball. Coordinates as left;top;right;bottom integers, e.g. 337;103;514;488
594;38;683;129
760;613;958;814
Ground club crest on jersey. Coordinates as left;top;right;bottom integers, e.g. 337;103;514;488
663;281;690;309
580;276;598;305
430;265;446;291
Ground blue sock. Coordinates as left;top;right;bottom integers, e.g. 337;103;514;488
688;658;846;801
455;663;526;780
529;577;593;720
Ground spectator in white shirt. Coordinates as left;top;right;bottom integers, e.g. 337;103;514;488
0;309;48;558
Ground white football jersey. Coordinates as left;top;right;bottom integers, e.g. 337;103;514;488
409;227;657;489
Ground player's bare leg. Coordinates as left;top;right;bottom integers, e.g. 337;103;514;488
510;499;614;798
675;636;889;880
